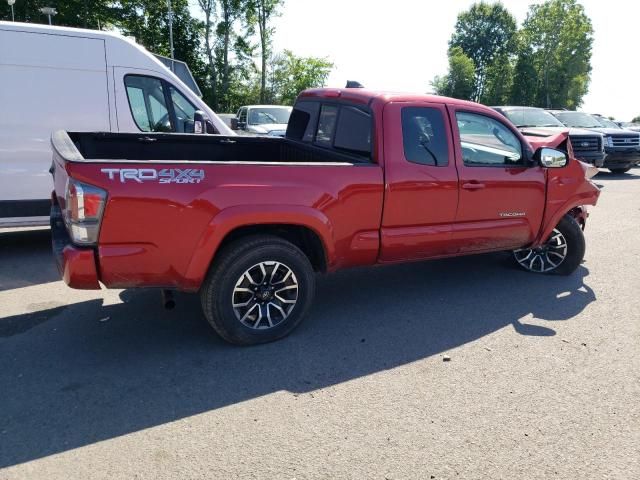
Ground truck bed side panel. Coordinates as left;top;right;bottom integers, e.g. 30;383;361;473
64;162;384;290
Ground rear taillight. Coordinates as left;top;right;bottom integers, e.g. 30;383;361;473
64;179;107;245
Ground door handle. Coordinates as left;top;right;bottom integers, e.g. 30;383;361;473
462;182;486;190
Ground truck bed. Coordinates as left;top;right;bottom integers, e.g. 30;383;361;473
51;130;385;291
64;131;371;165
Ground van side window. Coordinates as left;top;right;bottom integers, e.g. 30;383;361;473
168;86;197;133
402;107;449;166
124;75;172;132
125;75;199;133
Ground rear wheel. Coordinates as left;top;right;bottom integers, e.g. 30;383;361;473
200;235;316;345
513;215;585;275
609;167;631;174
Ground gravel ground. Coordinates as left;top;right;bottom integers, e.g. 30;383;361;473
0;170;639;480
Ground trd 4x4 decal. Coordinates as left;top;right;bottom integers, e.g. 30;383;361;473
101;168;205;184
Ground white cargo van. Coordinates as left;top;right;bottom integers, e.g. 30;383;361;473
0;22;232;228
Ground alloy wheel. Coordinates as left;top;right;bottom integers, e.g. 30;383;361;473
231;261;299;329
513;229;568;273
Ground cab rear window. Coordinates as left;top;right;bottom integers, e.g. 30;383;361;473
287;101;372;159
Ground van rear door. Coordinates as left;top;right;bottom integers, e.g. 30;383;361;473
0;28;110;222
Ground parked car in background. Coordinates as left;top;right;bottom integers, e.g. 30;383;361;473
550;110;640;174
0;22;232;229
231;105;293;137
618;122;640;132
493;106;605;167
50;88;600;345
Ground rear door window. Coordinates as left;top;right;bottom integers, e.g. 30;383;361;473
401;107;449;166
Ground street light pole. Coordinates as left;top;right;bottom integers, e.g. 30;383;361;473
39;6;57;25
7;0;15;22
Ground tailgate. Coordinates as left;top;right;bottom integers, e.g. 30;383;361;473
50;130;85;210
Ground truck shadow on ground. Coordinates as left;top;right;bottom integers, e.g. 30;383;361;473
0;253;595;467
0;229;57;292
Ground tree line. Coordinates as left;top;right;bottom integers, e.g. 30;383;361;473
0;0;334;112
432;0;593;110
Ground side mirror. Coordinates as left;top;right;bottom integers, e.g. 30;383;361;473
230;118;239;130
536;147;568;168
193;110;208;134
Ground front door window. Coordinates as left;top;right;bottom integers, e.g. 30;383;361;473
456;112;523;166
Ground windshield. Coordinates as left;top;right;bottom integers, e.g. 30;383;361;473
594;117;621;129
248;107;292;125
553;111;603;128
503;108;565;128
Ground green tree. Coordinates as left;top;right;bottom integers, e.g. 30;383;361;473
509;40;537;106
196;0;219;109
632;116;640;123
0;0;116;28
268;50;333;105
117;0;208;101
431;46;475;100
218;0;238;110
246;0;282;103
519;0;593;109
482;53;513;105
449;2;517;102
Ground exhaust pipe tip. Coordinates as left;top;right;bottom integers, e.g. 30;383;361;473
161;289;176;310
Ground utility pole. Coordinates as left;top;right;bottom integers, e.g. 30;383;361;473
167;0;175;71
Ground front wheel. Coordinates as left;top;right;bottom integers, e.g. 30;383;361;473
609;167;631;174
200;235;316;345
513;215;585;275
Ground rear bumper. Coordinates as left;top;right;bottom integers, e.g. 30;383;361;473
51;204;101;290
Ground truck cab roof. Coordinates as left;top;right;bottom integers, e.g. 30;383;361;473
299;88;482;109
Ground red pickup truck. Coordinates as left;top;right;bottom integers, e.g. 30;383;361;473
50;88;600;345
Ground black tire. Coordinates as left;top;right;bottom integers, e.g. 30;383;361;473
609;167;631;174
513;214;585;276
200;235;316;345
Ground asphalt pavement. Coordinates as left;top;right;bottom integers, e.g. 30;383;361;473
1;170;639;479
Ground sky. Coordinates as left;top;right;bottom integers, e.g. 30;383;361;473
268;0;640;121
